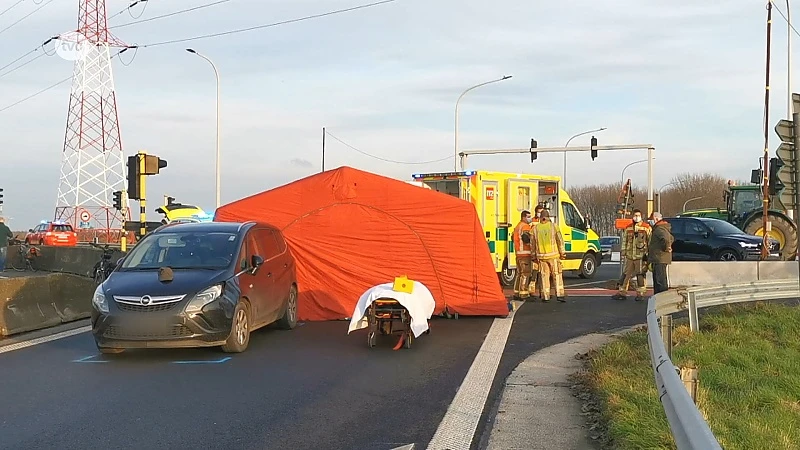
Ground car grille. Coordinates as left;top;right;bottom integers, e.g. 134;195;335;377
103;325;194;339
116;302;179;313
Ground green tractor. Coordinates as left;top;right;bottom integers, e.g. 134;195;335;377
679;183;797;260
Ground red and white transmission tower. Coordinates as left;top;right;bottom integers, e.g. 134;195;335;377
54;0;128;232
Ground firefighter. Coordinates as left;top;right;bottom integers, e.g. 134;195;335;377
613;208;651;301
528;204;545;297
512;210;534;299
532;209;567;302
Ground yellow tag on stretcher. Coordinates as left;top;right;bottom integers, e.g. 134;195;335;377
392;275;414;294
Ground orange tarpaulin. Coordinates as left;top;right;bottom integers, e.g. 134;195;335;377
214;166;508;321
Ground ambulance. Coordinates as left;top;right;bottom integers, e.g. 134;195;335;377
411;170;602;287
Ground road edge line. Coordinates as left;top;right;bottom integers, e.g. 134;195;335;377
425;301;523;450
0;324;91;355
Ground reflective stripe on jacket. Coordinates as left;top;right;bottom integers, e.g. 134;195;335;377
533;220;564;260
513;221;533;256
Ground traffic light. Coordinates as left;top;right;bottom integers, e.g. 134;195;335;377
769;157;786;196
530;138;538;162
590;136;598;160
0;187;4;206
127;155;141;200
143;154;167;175
112;190;123;210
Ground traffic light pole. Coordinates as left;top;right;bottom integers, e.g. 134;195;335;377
138;152;147;238
459;143;657;215
120;190;128;252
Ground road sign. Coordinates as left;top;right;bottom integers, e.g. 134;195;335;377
80;210;90;222
776;119;794;141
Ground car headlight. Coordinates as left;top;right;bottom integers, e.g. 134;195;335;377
92;284;108;313
185;285;223;314
739;242;758;248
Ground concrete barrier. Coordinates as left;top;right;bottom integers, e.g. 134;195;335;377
0;273;95;336
6;244;125;277
668;261;799;286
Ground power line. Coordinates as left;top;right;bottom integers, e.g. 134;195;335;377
132;0;397;48
0;50;126;114
108;0;149;20
0;0;24;18
325;131;453;165
772;1;800;39
0;0;55;37
110;0;231;30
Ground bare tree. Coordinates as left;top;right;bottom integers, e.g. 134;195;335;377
569;172;731;235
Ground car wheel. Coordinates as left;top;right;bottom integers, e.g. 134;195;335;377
277;284;298;330
222;302;250;353
578;253;598;279
716;249;740;262
499;259;516;288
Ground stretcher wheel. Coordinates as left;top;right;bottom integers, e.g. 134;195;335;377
367;331;376;348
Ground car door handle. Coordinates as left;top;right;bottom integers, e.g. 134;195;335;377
267;272;272;277
284;263;288;268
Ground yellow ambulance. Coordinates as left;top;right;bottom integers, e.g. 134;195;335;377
411;170;602;287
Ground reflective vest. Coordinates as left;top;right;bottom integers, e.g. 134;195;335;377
533;220;562;260
622;222;651;260
513;221;533;256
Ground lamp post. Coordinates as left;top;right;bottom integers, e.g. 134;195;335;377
657;181;679;212
454;75;512;171
563;127;606;188
186;48;221;208
787;0;793;118
620;159;648;184
683;196;704;213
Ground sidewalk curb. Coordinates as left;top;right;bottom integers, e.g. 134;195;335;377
482;324;644;450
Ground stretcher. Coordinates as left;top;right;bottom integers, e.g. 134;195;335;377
366;298;431;349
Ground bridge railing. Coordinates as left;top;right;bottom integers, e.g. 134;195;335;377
646;279;800;450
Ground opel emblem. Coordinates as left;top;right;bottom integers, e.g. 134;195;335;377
140;295;152;306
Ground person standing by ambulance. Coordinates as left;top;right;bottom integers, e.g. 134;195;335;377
512;210;534;300
532;209;566;302
528;204;545;297
612;208;651;301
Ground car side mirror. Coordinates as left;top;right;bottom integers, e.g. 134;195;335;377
28;229;33;232
116;257;124;267
250;255;264;273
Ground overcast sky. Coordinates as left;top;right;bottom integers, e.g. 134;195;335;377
0;0;793;228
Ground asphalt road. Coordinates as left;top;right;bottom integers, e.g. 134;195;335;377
0;262;645;450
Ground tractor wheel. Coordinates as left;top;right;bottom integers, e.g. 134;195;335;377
744;214;797;260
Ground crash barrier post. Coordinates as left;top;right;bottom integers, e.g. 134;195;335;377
0;273;96;336
646;278;800;449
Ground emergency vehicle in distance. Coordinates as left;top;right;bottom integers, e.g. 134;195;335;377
411;170;602;287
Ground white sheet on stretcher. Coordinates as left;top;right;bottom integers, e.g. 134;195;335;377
347;281;436;338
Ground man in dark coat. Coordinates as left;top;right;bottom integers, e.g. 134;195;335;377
647;212;674;294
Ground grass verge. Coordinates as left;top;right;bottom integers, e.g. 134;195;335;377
574;302;800;450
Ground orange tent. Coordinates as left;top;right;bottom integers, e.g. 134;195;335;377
214;166;509;321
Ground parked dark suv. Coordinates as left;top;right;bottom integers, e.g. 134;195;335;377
91;221;298;354
664;217;780;261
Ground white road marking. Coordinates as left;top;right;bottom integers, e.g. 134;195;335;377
566;279;609;287
426;302;522;450
0;325;91;355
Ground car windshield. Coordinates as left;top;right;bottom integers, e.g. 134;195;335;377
701;220;744;236
599;237;617;245
120;231;239;270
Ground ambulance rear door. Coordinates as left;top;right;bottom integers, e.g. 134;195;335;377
505;178;538;269
481;179;500;271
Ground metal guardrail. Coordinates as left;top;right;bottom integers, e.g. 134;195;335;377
646;279;800;450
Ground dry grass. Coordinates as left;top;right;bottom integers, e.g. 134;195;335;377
578;302;800;450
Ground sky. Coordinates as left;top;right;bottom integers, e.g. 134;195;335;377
0;0;795;228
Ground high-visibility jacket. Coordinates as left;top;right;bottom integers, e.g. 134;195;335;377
622;221;651;260
533;220;565;260
513;221;533;257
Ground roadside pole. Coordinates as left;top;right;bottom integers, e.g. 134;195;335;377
138;152;147;238
120;190;128;252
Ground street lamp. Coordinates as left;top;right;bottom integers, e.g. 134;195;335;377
683;196;704;212
787;0;793;118
656;181;679;212
454;75;512;171
186;48;221;208
563;127;607;188
620;159;648;184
